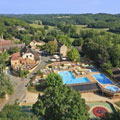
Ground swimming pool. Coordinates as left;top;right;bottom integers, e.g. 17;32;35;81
58;71;90;85
92;73;113;85
91;68;98;72
105;85;119;92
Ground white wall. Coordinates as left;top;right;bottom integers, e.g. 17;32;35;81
22;53;34;60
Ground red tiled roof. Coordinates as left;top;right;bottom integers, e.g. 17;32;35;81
0;40;13;46
11;52;21;60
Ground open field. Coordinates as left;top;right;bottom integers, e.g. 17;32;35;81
30;24;109;35
30;24;55;30
75;25;109;33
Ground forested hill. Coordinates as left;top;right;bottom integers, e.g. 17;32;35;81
0;16;29;39
0;16;45;45
3;13;120;29
0;16;29;32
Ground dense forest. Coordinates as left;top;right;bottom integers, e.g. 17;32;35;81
4;13;120;29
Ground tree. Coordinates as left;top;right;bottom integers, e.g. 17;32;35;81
18;68;29;78
0;103;37;120
32;86;90;120
44;25;49;30
44;35;54;42
36;69;43;77
46;73;63;87
21;35;31;45
0;51;9;72
101;110;120;120
0;73;14;98
72;38;84;46
44;41;58;55
67;48;80;61
101;62;113;76
57;35;72;47
0;51;9;63
8;47;20;55
110;45;120;67
0;22;5;37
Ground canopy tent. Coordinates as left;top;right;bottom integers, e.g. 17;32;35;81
53;55;60;59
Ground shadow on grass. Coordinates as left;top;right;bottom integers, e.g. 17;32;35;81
27;81;47;93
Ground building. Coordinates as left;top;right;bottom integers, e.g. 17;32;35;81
11;47;40;72
0;39;25;53
30;40;45;50
60;44;68;57
16;26;25;31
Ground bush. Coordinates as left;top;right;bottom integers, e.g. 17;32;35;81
105;69;113;77
67;48;80;61
46;73;63;87
44;25;49;30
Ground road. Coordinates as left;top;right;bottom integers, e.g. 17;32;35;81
0;55;50;110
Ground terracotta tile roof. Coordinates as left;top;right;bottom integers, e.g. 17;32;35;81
11;52;21;60
0;40;13;46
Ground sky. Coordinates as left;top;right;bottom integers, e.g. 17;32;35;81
0;0;120;14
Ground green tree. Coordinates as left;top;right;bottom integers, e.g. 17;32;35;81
18;68;29;78
0;51;9;63
32;86;90;120
0;103;37;120
44;41;58;55
0;22;5;37
102;62;113;76
0;73;14;98
46;73;63;87
44;35;54;42
0;49;9;72
21;35;31;45
57;35;72;47
67;48;80;61
8;47;20;55
36;69;43;76
110;45;120;67
72;38;84;46
44;25;49;30
101;110;120;120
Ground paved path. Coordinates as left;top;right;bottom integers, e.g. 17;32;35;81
0;55;50;110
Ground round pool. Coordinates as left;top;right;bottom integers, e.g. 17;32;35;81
105;85;119;92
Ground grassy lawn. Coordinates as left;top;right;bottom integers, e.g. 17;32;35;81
30;23;55;30
75;25;109;33
27;86;39;93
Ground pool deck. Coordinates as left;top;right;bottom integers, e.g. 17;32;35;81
73;72;100;83
57;68;100;83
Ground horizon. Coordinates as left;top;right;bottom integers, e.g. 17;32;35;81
0;0;120;14
0;13;120;15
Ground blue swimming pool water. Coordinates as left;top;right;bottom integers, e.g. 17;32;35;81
91;68;98;72
105;85;119;92
92;73;113;84
58;71;90;85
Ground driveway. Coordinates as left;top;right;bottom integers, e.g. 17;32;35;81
0;55;50;110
